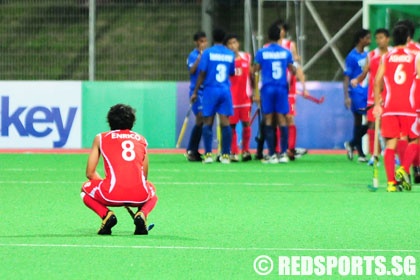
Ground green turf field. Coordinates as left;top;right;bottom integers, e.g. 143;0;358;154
0;153;419;279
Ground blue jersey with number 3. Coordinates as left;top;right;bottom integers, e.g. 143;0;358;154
255;43;293;87
198;44;235;88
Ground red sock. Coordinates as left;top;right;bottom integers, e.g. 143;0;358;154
231;128;238;154
288;125;296;150
242;126;251;152
384;148;396;183
397;140;408;163
82;193;109;219
367;128;375;156
139;195;158;218
275;127;281;153
402;143;418;173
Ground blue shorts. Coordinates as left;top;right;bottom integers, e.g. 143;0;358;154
350;88;367;114
202;86;233;117
260;85;289;114
189;89;203;115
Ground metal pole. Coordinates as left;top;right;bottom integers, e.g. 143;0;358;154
303;8;363;72
88;0;96;81
244;0;251;54
299;0;305;65
202;0;213;46
257;0;264;49
305;0;345;70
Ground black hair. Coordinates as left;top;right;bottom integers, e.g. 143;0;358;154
273;19;289;33
223;33;238;45
374;28;389;37
352;29;371;47
392;24;409;46
107;104;136;130
268;24;280;41
395;19;415;38
193;31;206;41
212;28;226;43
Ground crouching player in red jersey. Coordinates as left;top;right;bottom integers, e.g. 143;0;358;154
224;34;253;162
81;104;158;235
373;25;420;192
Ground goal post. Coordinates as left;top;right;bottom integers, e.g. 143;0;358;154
363;0;420;43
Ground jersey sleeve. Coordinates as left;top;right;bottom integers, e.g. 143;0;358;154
343;54;355;77
187;51;196;70
198;50;209;73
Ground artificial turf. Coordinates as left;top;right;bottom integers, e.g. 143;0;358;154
0;153;419;279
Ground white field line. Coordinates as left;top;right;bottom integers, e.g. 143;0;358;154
0;243;419;253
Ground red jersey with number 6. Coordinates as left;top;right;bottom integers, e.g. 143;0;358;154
98;129;150;203
230;51;252;108
382;47;417;117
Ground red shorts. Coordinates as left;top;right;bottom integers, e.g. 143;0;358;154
229;106;251;125
288;94;296;116
381;115;418;139
82;180;157;207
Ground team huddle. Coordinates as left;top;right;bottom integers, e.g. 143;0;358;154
186;20;308;164
343;20;420;192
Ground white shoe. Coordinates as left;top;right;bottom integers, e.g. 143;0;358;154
230;154;239;162
279;153;289;163
262;154;278;164
203;153;213;164
220;154;231;164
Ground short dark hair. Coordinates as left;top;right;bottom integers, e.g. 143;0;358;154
395;19;415;38
392;24;409;46
193;31;206;41
268;24;280;41
274;19;289;32
107;104;136;130
212;28;226;43
375;28;389;37
223;33;238;45
353;28;370;46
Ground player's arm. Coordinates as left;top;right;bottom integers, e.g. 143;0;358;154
290;41;301;62
143;153;149;180
85;135;102;180
351;56;370;87
189;52;202;75
289;63;308;95
191;71;206;103
343;75;351;109
252;63;261;104
373;59;385;118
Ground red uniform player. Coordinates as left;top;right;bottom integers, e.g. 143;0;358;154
224;34;253;162
81;104;158;235
373;25;420;192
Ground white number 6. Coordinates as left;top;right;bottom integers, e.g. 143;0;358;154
394;64;406;85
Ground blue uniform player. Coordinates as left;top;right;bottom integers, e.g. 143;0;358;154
191;28;235;164
343;29;371;162
254;24;304;164
185;31;208;162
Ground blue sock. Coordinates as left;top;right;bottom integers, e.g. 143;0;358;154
187;125;202;152
280;126;288;154
264;125;275;156
203;124;213;154
221;125;232;155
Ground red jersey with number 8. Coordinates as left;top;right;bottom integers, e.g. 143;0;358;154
98;129;150;203
382;48;417;117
